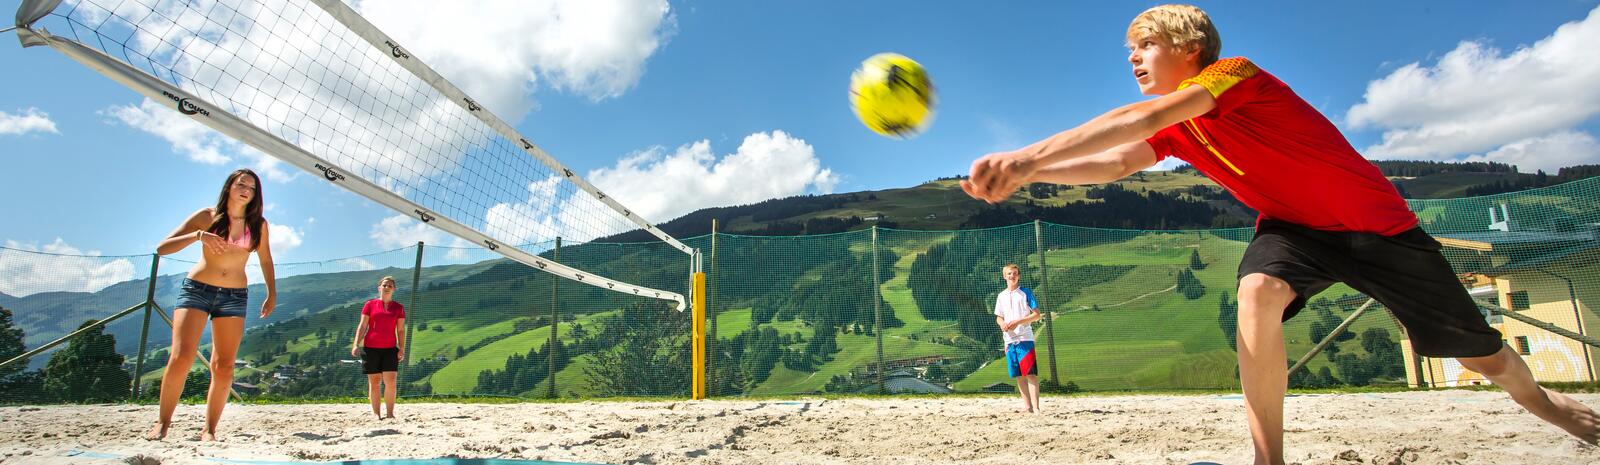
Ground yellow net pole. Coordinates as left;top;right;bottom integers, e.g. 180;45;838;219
692;270;707;400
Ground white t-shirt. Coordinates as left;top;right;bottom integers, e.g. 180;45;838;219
994;287;1037;345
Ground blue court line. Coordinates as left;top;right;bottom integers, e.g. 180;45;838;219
207;459;611;465
66;452;609;465
64;450;126;459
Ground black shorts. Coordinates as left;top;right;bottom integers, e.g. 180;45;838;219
1238;219;1502;358
361;347;400;374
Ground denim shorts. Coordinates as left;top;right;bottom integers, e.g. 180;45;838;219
176;278;248;319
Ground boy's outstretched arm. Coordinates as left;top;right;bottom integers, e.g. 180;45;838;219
1031;140;1159;186
961;85;1215;203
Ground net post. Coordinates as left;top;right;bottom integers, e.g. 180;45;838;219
691;264;706;400
402;242;422;384
873;226;884;395
707;219;719;397
548;237;560;399
132;252;160;401
1035;220;1059;386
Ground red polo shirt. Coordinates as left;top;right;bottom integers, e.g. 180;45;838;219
1144;57;1418;236
361;299;406;349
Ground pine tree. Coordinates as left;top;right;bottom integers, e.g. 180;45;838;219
1176;269;1206;299
41;320;131;402
1217;293;1238;351
0;306;27;381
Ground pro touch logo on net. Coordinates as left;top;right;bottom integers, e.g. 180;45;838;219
314;163;345;182
161;90;211;117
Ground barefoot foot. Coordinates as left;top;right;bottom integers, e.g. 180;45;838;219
1540;388;1599;445
143;423;169;441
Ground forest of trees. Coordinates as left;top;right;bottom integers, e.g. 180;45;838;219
0;308;133;403
1372;160;1519;177
1462;165;1600;196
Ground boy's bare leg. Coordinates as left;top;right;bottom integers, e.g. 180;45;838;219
1457;346;1599;444
1025;375;1042;413
1237;274;1296;465
1017;378;1030;415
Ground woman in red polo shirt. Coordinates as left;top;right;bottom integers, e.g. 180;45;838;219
351;276;406;419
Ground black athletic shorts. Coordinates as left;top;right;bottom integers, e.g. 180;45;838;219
361;347;400;374
1238;219;1503;358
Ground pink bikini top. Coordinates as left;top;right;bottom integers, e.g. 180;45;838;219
227;227;252;249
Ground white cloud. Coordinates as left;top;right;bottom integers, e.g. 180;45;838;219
0;108;59;136
477;131;837;246
444;238;473;261
588;130;840;222
0;239;136;297
104;99;295;183
268;223;303;253
350;0;676;118
370;215;447;250
484;176;566;245
1347;4;1600;169
338;257;377;271
1462;131;1600;173
1147;158;1189;172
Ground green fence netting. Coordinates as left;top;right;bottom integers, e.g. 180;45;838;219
3;177;1598;403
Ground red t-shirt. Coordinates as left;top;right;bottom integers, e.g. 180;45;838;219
1144;57;1418;236
361;299;406;349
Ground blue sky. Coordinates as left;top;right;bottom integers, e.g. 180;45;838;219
3;0;1600;295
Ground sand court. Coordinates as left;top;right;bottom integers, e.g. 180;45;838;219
2;391;1596;464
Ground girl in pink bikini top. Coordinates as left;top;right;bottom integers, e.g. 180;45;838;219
226;225;252;249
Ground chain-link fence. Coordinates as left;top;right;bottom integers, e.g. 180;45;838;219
3;178;1599;403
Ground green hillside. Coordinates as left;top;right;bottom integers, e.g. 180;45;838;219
17;165;1579;401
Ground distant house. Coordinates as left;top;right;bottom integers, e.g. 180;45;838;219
271;366;305;381
861;355;946;375
1412;218;1600;387
232;382;261;396
879;369;953;395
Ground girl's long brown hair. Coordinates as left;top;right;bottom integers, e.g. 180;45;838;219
207;169;264;251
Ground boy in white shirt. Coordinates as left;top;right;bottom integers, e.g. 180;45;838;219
995;263;1043;413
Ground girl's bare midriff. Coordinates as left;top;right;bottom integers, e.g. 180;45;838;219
189;219;253;289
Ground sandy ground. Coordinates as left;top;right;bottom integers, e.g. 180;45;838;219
0;391;1596;465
